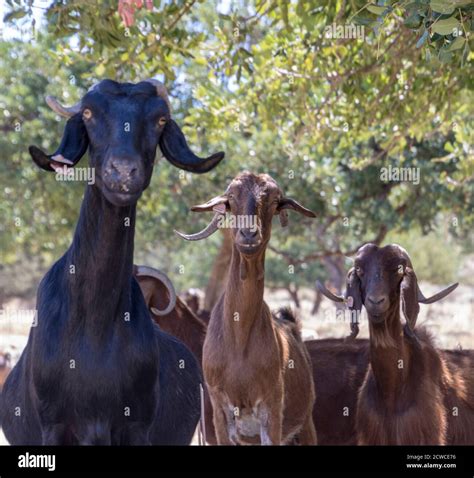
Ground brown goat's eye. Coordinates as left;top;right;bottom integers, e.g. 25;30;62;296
82;108;92;120
158;117;167;127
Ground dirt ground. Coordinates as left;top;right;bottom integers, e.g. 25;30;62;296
0;282;472;445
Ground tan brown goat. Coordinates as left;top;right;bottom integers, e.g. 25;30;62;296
318;243;474;445
176;172;317;445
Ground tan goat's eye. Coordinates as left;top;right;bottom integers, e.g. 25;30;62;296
83;108;92;120
158;117;167;127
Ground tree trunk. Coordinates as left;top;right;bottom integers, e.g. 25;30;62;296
311;288;322;315
286;284;300;309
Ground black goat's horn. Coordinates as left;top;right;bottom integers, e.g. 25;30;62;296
417;282;458;304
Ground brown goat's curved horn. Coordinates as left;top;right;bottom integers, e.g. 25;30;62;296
46;96;81;118
145;79;171;112
174;213;222;241
417;282;458;304
316;280;345;303
134;265;177;316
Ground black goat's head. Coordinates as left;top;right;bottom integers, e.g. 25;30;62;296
29;79;224;207
174;171;316;257
318;244;458;339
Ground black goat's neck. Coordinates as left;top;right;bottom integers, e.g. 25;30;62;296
66;185;136;334
222;245;268;348
367;302;414;409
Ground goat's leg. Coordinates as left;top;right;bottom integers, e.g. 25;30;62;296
297;413;317;445
209;391;234;445
258;402;283;445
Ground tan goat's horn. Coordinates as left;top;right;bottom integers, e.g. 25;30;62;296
174;213;222;241
417;282;458;304
145;79;171;112
134;265;177;316
316;280;345;303
46;96;81;118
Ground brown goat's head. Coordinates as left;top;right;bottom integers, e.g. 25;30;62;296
318;244;458;339
175;172;316;257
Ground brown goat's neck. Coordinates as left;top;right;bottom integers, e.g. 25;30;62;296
66;185;136;333
222;245;269;349
367;303;413;409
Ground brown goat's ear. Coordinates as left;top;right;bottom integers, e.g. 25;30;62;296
29;114;89;172
345;268;362;340
276;197;316;227
400;266;420;335
190;195;229;213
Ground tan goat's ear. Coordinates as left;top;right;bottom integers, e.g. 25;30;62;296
276;197;316;227
190;195;229;213
400;266;420;336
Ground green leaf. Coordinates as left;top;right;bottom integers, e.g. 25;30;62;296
432;16;460;36
416;29;429;48
430;0;455;15
447;36;466;51
438;48;454;63
404;13;423;29
3;8;27;22
367;4;387;15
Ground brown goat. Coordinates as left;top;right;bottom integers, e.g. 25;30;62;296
318;243;474;445
176;172;317;445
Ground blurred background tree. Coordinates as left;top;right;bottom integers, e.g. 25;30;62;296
1;0;473;311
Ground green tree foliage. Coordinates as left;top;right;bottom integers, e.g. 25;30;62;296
1;0;473;295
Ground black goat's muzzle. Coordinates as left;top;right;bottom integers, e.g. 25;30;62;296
101;155;146;206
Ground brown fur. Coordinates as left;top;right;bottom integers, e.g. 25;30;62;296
199;172;316;445
339;244;474;445
306;338;369;445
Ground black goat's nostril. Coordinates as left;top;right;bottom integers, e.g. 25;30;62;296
368;296;386;305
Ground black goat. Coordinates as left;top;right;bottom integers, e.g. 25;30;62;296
0;79;224;445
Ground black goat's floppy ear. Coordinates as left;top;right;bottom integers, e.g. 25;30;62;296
29;114;89;172
400;266;420;337
159;119;224;174
276;197;316;227
345;268;362;340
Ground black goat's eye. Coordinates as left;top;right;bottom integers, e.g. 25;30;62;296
355;266;363;275
82;108;92;120
158;117;167;127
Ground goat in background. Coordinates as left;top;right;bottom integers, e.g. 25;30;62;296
318;243;474;445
